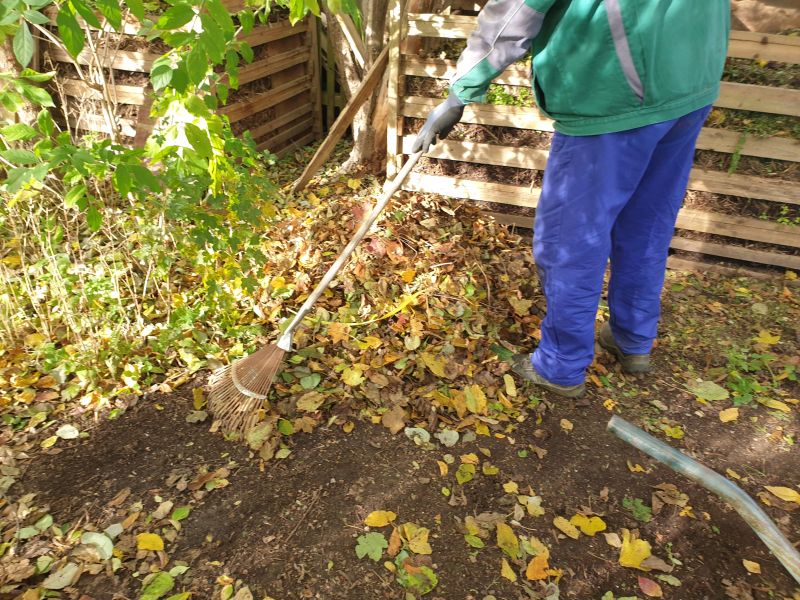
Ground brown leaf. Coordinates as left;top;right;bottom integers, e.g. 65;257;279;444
108;488;131;507
638;576;663;597
387;527;402;557
381;405;406;435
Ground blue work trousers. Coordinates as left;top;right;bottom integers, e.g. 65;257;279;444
531;105;711;386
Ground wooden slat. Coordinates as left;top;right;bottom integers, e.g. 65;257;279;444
236;49;310;85
716;82;800;117
665;256;782;280
48;46;157;73
61;79;148;105
257;117;314;151
220;76;310;122
403;173;800;248
669;237;800;270
246;103;313;140
404;55;528;86
404;172;540;207
239;19;308;48
386;0;404;178
401;137;799;204
695;128;800;163
274;132;316;158
309;18;323;138
727;30;800;65
687;168;799;205
403;95;553;130
66;113;150;138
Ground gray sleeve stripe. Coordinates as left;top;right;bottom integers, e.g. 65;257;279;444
605;0;644;100
451;0;544;88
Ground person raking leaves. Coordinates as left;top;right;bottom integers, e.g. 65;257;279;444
411;0;730;397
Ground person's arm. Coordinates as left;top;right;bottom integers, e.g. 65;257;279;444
412;0;554;153
450;0;552;104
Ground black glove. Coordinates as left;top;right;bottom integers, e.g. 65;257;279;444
410;93;465;154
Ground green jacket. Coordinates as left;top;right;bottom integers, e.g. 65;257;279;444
449;0;730;135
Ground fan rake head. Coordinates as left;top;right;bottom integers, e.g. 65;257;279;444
207;343;286;434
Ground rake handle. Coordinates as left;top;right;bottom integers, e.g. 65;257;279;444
277;151;423;350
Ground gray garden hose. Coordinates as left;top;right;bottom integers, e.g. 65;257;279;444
607;415;800;584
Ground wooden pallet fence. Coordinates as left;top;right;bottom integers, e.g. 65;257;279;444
42;7;321;155
387;8;800;271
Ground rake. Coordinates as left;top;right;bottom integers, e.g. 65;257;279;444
208;151;423;434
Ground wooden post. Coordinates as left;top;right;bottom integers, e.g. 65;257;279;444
325;25;335;129
385;0;403;178
310;17;323;138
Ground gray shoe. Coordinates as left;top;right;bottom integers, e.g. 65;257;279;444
509;354;586;398
598;323;651;374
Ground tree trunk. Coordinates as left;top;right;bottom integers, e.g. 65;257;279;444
323;0;389;173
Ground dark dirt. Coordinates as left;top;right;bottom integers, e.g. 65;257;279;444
19;284;800;600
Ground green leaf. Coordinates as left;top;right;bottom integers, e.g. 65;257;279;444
13;22;34;67
140;571;175;600
185;45;208;86
113;165;132;196
355;532;387;561
686;380;729;402
86;206;102;231
622;496;652;523
464;534;484;548
96;0;123;30
57;8;85;57
455;463;475;485
36;108;55;136
490;343;515;361
23;9;50;24
238;40;253;64
200;14;225;63
300;373;321;390
170;506;191;521
20;84;54;107
184;123;212;159
71;0;102;27
206;0;234;35
165;594;191;600
64;184;87;208
157;4;195;29
150;63;173;91
129;164;160;191
237;9;254;33
125;0;145;21
21;68;55;83
1;122;37;141
277;419;294;436
1;149;37;164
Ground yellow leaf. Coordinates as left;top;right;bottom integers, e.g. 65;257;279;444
496;523;519;559
719;407;739;422
604;398;617;411
503;481;519;494
503;374;517;398
501;558;517;582
364;511;397;527
464;384;487;414
328;322;351;344
41;436;57;449
437;461;449;477
400;523;431;555
421;352;447;377
726;468;742;480
569;514;607;536
742;559;761;574
342;421;355;432
341;366;364;386
400;269;416;283
619;529;652;570
193;387;206;410
347;178;361;190
525;554;549;581
753;330;780;345
627;460;647;473
759;398;791;412
355;336;383;350
136;532;164;551
460;453;479;465
25;333;46;347
765;486;800;505
269;275;286;289
560;419;573;433
553;516;580;539
482;463;499;476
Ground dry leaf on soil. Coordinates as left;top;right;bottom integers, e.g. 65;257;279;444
365;511;397;527
764;486;800;505
569;514;606;536
619;528;652;570
553;516;580;539
638;576;663;597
